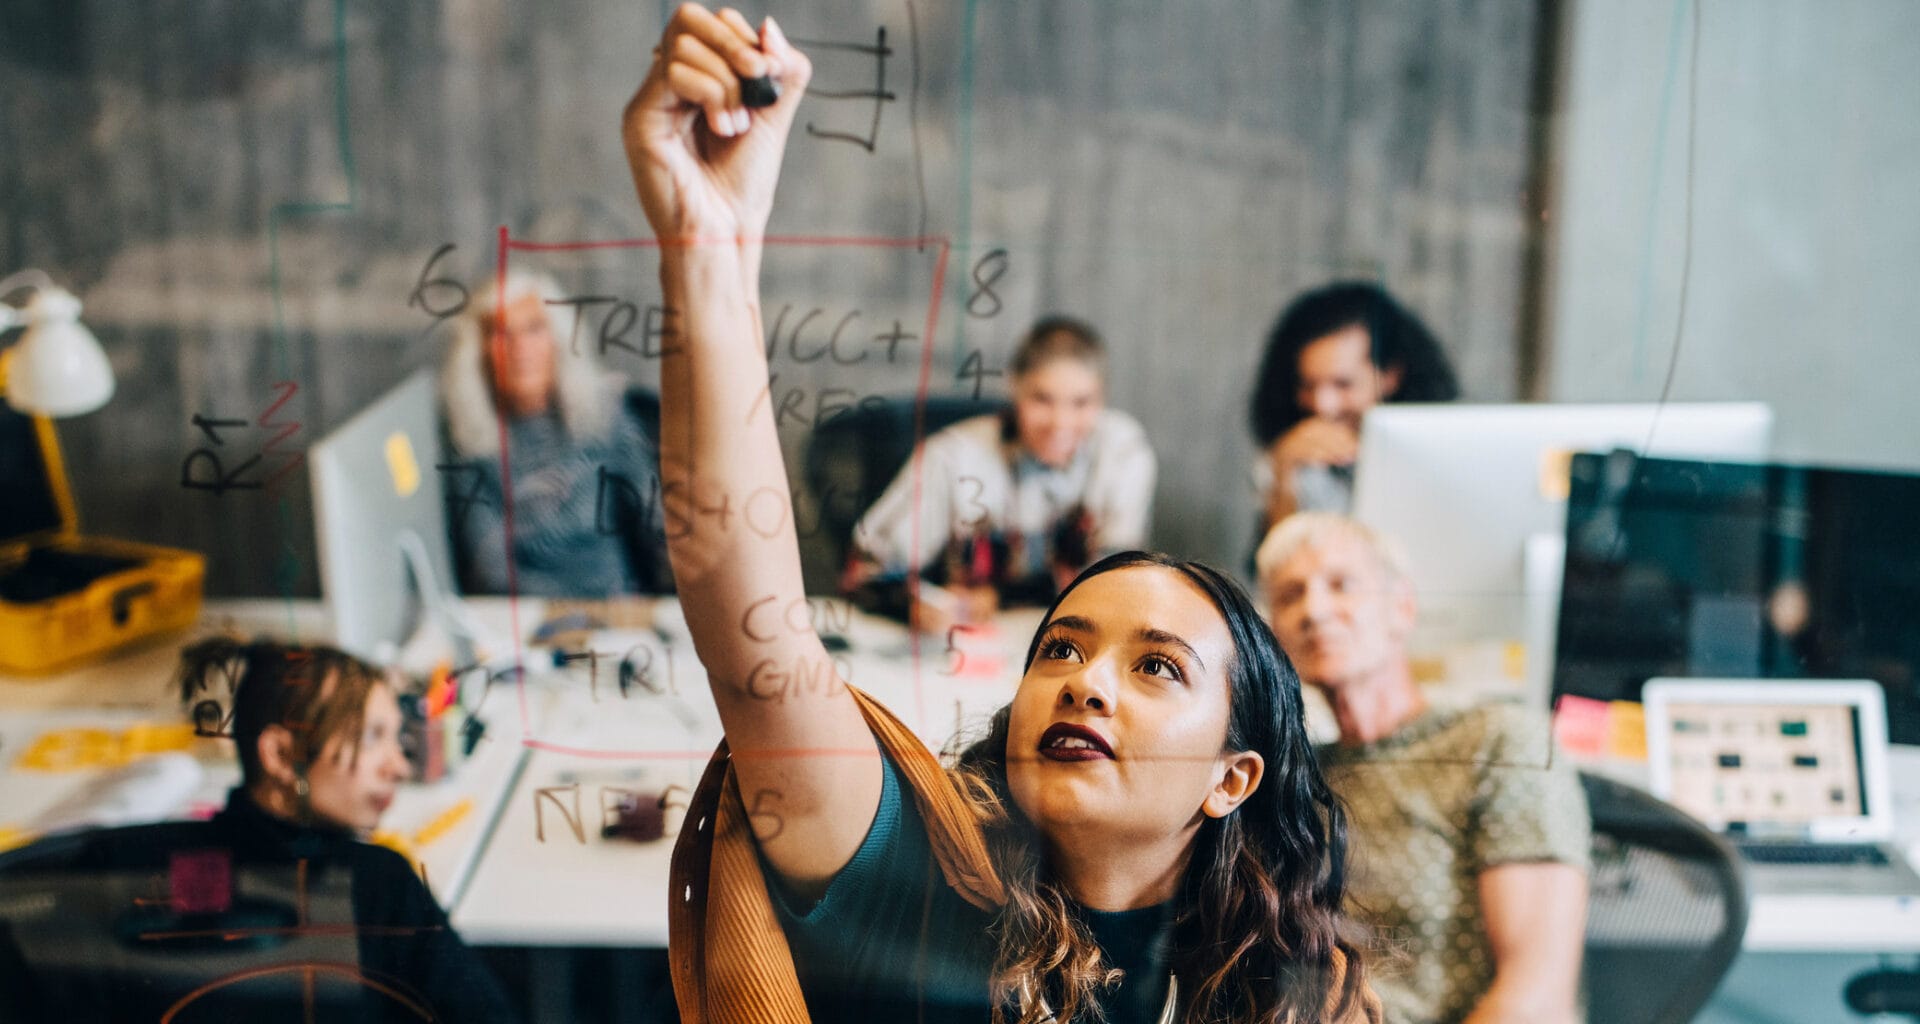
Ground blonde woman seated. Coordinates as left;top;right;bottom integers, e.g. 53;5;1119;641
844;317;1157;633
619;9;1380;1023
439;269;672;596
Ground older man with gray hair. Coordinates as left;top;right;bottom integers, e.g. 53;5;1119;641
1257;513;1589;1024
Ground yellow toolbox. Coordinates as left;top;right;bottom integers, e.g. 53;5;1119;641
0;400;204;674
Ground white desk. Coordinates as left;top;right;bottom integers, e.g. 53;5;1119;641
11;598;1919;956
448;688;713;946
451;604;1033;946
0;598;534;912
1739;744;1920;953
1570;750;1920;953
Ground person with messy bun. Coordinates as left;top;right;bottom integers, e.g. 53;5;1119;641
176;638;517;1022
178;639;406;835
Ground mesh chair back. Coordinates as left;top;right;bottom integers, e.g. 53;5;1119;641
1581;771;1750;1024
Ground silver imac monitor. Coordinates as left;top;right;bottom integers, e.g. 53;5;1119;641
309;370;462;664
1350;402;1773;682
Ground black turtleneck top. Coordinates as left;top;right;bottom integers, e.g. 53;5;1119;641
0;788;517;1023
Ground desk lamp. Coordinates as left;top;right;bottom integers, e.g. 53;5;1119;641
0;269;115;416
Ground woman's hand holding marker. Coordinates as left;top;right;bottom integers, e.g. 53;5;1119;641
621;4;811;247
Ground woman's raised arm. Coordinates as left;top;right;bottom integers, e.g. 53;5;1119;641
621;4;880;892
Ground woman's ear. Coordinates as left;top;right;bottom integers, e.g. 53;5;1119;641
255;724;300;787
1203;750;1266;819
1377;362;1405;400
1386;573;1420;644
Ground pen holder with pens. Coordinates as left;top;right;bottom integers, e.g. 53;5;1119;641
398;664;481;783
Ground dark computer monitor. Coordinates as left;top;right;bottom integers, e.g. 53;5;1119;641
1553;451;1920;744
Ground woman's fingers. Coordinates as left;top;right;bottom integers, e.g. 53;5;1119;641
660;4;774;132
1277;423;1355;467
651;6;811;140
760;16;806;96
760;16;809;92
1314;421;1361;463
714;7;760;50
667;31;747;135
663;60;734;135
679;3;767;77
624;3;812;239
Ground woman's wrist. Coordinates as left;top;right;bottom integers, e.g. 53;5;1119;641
735;238;764;290
659;242;757;306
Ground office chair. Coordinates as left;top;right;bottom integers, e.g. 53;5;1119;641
800;394;1008;569
624;386;661;442
1580;771;1750;1024
1845;963;1920;1018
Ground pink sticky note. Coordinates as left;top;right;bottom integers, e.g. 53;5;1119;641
169;848;232;915
1553;694;1611;758
948;622;1005;680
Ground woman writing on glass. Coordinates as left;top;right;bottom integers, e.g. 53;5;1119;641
622;8;1379;1022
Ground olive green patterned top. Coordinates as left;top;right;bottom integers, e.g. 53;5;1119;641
1319;699;1590;1024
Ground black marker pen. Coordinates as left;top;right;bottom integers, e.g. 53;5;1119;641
739;73;780;109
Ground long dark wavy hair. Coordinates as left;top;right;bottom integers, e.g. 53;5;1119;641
951;551;1367;1023
1248;280;1459;447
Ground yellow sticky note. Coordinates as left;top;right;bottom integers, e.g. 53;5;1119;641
121;722;199;756
1607;701;1648;760
1409;654;1447;684
16;728;122;772
1502;641;1527;682
413;798;474;849
385;431;421;498
1539;447;1575;501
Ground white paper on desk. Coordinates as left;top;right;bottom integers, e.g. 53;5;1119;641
532;629;717;745
30;752;204;835
647;603;691;645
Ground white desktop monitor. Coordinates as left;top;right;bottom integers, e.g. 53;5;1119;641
1350;402;1773;662
309;370;461;664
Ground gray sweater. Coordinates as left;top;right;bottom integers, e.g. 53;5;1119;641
446;389;671;597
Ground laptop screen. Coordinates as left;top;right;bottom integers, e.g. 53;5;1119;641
1664;700;1868;832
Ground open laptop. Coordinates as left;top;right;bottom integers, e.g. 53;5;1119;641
1644;678;1920;895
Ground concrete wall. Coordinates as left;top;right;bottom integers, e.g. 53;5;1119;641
1;0;1549;595
1543;0;1920;471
